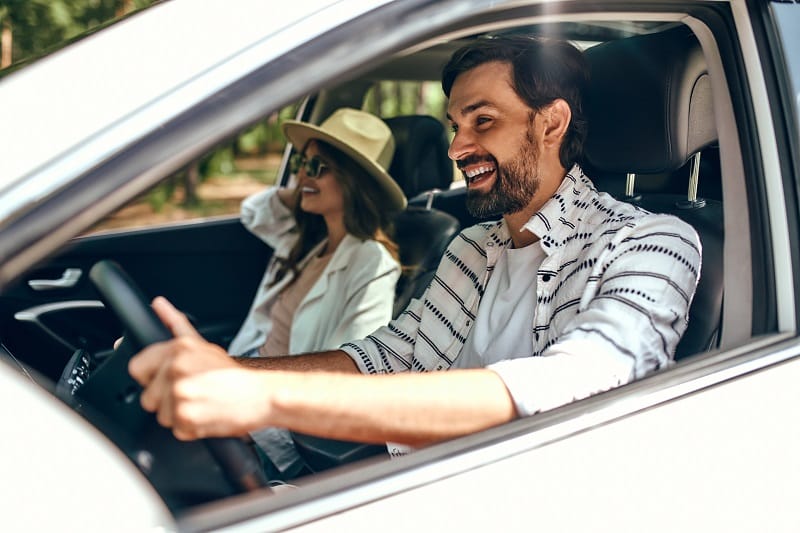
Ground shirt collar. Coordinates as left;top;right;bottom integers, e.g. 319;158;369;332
520;164;594;252
327;234;363;272
300;233;361;273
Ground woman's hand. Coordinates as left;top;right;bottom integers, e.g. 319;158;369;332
276;186;299;209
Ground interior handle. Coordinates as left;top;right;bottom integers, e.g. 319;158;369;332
28;268;83;291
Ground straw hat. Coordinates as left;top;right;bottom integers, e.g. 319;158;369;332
282;108;407;211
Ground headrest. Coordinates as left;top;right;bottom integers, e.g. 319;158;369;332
393;206;460;269
384;115;453;198
583;26;716;174
392;206;460;317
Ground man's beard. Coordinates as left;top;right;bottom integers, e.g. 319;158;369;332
464;128;540;219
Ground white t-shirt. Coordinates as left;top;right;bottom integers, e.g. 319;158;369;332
455;243;546;368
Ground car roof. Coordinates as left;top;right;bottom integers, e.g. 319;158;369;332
0;0;389;191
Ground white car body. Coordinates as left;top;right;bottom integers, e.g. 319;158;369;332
1;0;799;531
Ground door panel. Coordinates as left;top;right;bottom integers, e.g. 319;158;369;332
0;217;271;381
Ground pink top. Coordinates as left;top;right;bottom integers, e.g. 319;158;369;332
260;253;333;356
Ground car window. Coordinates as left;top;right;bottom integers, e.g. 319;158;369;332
86;102;301;233
362;80;460;185
5;1;793;528
362;80;448;122
0;1;157;77
772;4;800;99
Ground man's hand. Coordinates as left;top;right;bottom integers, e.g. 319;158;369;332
128;298;516;446
128;297;270;441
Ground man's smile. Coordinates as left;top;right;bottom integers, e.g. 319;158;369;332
461;160;497;190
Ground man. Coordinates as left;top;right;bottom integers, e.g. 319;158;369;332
129;36;701;453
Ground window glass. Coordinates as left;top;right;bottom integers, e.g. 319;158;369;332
362;80;460;183
0;1;157;76
88;103;300;233
363;80;448;122
771;4;800;154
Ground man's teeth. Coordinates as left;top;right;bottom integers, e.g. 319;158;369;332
302;186;318;193
465;165;494;178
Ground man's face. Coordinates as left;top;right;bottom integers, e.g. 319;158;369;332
446;61;541;218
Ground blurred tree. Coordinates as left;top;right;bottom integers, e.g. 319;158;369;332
1;2;450;224
364;81;447;124
1;14;10;69
0;0;153;71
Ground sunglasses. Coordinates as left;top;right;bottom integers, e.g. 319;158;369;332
289;153;332;179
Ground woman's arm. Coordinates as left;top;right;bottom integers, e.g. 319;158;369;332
240;186;299;249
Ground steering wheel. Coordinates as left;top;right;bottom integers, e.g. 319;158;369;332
72;260;269;508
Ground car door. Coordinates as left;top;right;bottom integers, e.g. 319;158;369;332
0;216;272;382
4;0;800;530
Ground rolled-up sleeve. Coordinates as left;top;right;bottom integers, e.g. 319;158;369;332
240;187;298;250
341;295;424;375
492;213;701;417
488;339;634;416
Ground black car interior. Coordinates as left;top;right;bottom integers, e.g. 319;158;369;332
0;218;270;382
293;25;725;470
382;26;724;361
582;26;723;360
385;115;460;317
0;20;728;509
385;114;454;199
290;114;462;471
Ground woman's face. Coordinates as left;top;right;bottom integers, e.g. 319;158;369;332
296;141;345;220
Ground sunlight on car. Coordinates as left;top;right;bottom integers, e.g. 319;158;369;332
1;0;799;531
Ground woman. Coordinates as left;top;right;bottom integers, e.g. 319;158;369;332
229;108;406;358
227;108;407;477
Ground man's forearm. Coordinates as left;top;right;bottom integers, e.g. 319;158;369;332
235;349;360;374
260;368;518;446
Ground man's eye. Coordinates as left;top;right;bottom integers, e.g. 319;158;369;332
476;117;492;127
450;124;458;133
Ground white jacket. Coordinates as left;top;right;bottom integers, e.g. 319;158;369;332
228;187;400;356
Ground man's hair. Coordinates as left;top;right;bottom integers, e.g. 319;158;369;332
441;35;589;169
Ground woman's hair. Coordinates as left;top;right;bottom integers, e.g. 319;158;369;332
272;140;400;285
441;35;589;169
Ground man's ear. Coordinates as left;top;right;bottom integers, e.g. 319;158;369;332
541;98;571;150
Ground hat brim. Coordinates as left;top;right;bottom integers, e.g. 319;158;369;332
282;119;407;212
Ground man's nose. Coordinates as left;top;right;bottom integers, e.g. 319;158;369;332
448;129;476;161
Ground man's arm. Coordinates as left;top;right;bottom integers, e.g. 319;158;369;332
235;350;359;373
233;366;515;446
129;297;516;445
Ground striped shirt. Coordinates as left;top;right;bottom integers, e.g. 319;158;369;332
341;165;701;415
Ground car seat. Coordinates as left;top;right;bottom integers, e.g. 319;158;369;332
384;114;453;198
291;115;461;472
582;25;723;360
384;115;461;317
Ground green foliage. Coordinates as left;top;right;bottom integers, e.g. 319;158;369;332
363;81;448;123
203;147;236;176
237;125;267;155
2;3;453;228
0;0;154;70
236;103;301;155
146;181;172;213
